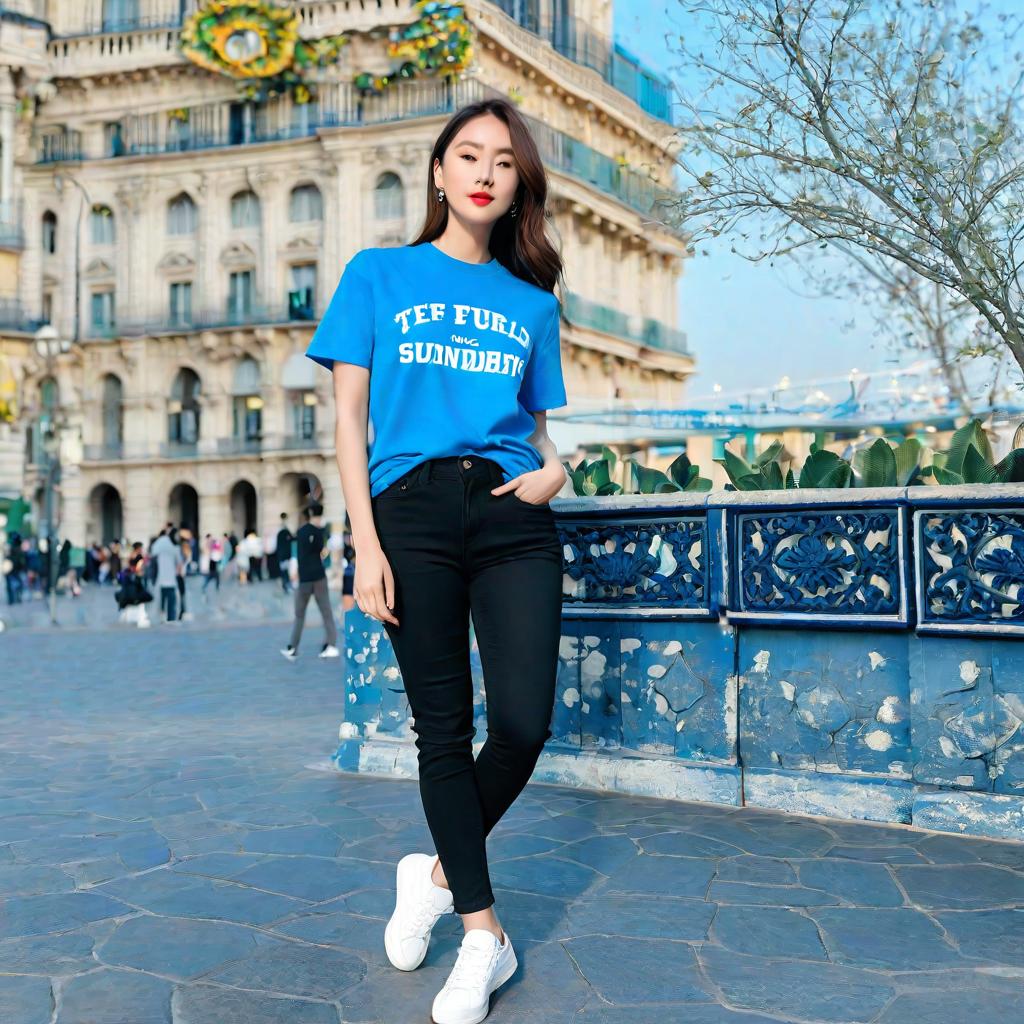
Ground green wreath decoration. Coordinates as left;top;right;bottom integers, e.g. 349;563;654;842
354;1;473;96
180;0;348;103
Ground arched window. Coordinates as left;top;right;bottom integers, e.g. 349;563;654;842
167;192;197;236
41;211;57;254
101;374;124;448
230;190;260;229
168;368;201;444
374;172;405;220
90;205;115;245
289;183;323;223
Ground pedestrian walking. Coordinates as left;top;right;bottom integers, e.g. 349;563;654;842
149;527;183;623
304;98;568;1023
246;530;264;582
114;547;153;627
280;503;340;660
276;512;294;594
202;533;221;593
3;531;25;604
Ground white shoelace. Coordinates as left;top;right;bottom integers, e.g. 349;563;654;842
445;941;498;992
409;895;442;938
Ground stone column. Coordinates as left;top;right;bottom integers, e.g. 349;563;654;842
0;67;15;214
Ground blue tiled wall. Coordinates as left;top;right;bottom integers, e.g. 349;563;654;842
336;485;1024;842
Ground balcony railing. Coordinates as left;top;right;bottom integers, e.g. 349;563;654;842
0;297;43;332
81;435;325;462
116;299;321;338
491;1;673;122
38;130;83;164
217;437;262;456
563;292;690;357
82;442;124;462
35;79;680;232
159;440;198;459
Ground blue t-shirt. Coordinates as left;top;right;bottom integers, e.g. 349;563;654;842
306;241;567;498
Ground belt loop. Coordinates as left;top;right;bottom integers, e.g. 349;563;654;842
424;459;434;484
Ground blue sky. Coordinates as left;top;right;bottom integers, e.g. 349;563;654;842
609;0;986;400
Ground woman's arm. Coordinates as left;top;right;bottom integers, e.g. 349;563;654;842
490;411;568;504
331;363;398;625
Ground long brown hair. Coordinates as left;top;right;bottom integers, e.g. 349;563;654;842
409;98;564;296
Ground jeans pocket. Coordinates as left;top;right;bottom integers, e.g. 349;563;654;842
511;491;550;509
375;467;433;502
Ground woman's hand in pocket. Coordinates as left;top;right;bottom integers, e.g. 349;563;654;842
490;463;567;505
354;545;399;625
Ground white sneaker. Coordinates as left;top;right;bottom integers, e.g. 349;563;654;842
280;646;297;661
431;927;518;1024
384;852;454;971
319;644;340;658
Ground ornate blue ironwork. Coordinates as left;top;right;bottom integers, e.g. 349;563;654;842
917;509;1024;632
556;515;708;612
734;509;904;621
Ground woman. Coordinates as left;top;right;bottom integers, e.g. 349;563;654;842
307;97;567;1024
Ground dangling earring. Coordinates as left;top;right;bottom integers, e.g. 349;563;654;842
508;200;518;218
437;188;445;203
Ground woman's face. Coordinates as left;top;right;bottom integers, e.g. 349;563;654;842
434;113;520;225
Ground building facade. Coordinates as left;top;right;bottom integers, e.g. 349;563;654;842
0;0;692;545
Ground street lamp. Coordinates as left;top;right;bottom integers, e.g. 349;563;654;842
34;324;70;625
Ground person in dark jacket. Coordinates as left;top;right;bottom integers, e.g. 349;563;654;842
280;503;339;660
275;512;294;594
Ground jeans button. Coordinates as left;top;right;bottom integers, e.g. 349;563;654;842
462;459;472;469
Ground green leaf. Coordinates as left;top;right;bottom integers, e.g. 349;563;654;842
734;473;766;491
635;465;672;493
666;452;694;488
686;475;714;492
600;445;618;475
799;448;847;487
759;461;785;490
929;464;965;485
961;443;997;484
585;460;611;490
853;439;897;487
718;448;755;487
893;438;924;485
944;419;993;476
994;449;1024;483
753;439;784;468
595;482;623;495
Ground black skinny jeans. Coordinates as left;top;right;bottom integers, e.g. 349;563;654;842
370;454;564;914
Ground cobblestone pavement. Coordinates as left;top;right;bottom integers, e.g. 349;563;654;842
1;625;1023;1024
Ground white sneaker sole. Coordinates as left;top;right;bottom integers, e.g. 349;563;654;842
431;945;518;1024
384;854;452;972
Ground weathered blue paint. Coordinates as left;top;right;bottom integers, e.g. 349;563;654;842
738;629;911;779
909;635;1024;793
335;485;1024;842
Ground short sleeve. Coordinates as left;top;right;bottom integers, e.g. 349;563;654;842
518;300;567;412
306;250;375;370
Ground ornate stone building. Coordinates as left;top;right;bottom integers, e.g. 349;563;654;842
0;0;691;545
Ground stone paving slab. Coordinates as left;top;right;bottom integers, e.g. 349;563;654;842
1;626;1023;1023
